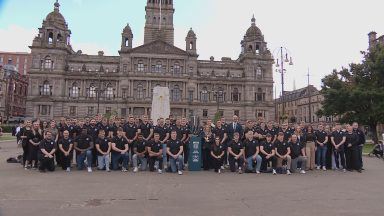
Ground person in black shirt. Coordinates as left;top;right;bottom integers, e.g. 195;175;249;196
27;121;43;170
148;133;163;173
244;131;262;174
302;125;317;170
123;116;139;149
260;133;277;174
154;118;170;168
352;122;365;169
289;134;307;174
181;118;191;165
201;125;214;170
331;124;346;171
279;123;292;142
315;124;329;170
74;128;94;172
345;124;362;172
38;131;57;172
228;132;244;174
213;120;228;168
19;120;32;167
140;115;153;141
111;128;129;172
132;134;148;172
167;130;184;175
95;129;111;172
211;137;225;173
58;130;74;171
275;132;292;175
265;121;277;143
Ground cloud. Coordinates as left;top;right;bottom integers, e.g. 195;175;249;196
0;25;36;52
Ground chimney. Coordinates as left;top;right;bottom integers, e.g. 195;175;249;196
368;31;377;48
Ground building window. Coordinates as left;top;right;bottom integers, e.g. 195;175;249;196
138;61;144;72
171;85;181;102
136;84;144;99
43;56;52;69
87;107;94;116
123;64;128;73
234;110;240;117
40;81;52;96
201;87;208;102
105;107;112;114
188;90;193;102
121;108;127;116
155;61;162;73
39;105;51;116
203;109;208;118
189;67;193;74
69;106;77;115
173;62;181;75
256;67;263;79
255;88;265;102
232;88;241;102
106;84;114;99
70;82;80;98
122;88;127;99
89;84;97;98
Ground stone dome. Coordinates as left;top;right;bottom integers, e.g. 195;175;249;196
245;16;262;38
187;28;196;38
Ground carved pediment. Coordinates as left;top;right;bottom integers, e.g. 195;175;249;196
131;40;188;56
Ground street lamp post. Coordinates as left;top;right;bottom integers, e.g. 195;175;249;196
275;47;293;123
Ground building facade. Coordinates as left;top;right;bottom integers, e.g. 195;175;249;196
26;1;275;121
276;85;335;124
0;52;31;76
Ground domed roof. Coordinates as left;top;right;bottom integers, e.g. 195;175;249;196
123;23;133;35
44;1;67;28
245;15;262;38
187;28;196;38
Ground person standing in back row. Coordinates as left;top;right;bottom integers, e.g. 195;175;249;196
302;125;317;170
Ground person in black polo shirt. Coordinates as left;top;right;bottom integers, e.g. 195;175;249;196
181;118;191;166
111;128;129;172
167;130;184;175
140;115;153;141
260;133;277;174
331;123;346;172
132;134;148;172
154;118;170;168
38;131;57;172
123;116;139;158
345;124;362;173
315;124;328;170
58;130;73;172
265;121;277;143
289;134;307;174
279;123;292;143
275;132;292;175
352;122;365;170
148;133;163;173
74;128;94;172
95;129;111;172
244;130;262;174
228;132;244;174
211;137;225;173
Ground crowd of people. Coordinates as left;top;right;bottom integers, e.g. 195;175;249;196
14;114;366;175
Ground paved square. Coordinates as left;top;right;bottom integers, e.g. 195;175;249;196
0;140;383;216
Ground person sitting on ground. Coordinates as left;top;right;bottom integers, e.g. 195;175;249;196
289;134;307;174
244;130;262;174
210;137;225;174
260;133;277;175
132;133;148;173
74;128;94;172
148;133;163;173
111;127;129;172
228;132;245;174
166;130;184;175
38;131;57;172
275;132;292;175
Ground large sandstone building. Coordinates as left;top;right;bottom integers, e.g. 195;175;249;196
26;0;275;121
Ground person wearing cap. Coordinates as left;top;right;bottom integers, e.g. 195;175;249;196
132;133;148;172
74;128;94;172
228;132;244;174
260;133;277;174
244;130;262;174
148;133;163;173
289;134;307;174
275;132;292;175
111;127;129;172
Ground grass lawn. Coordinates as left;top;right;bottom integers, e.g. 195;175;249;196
0;134;16;142
363;144;375;154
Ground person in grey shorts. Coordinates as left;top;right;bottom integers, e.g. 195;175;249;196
289;134;307;174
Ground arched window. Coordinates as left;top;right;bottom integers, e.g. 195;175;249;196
125;38;129;47
255;44;260;54
48;32;53;44
137;60;144;72
106;84;114;99
70;82;80;98
189;42;193;50
232;87;240;102
201;87;208;102
248;45;253;52
256;88;265;102
89;84;97;98
57;34;62;42
155;61;162;73
172;85;181;102
43;56;52;69
136;84;144;99
40;81;51;96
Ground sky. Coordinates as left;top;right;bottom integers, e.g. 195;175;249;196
1;0;384;97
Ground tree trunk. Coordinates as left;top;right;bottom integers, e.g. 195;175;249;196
369;123;379;144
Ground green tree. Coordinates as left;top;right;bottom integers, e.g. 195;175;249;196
317;45;384;143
